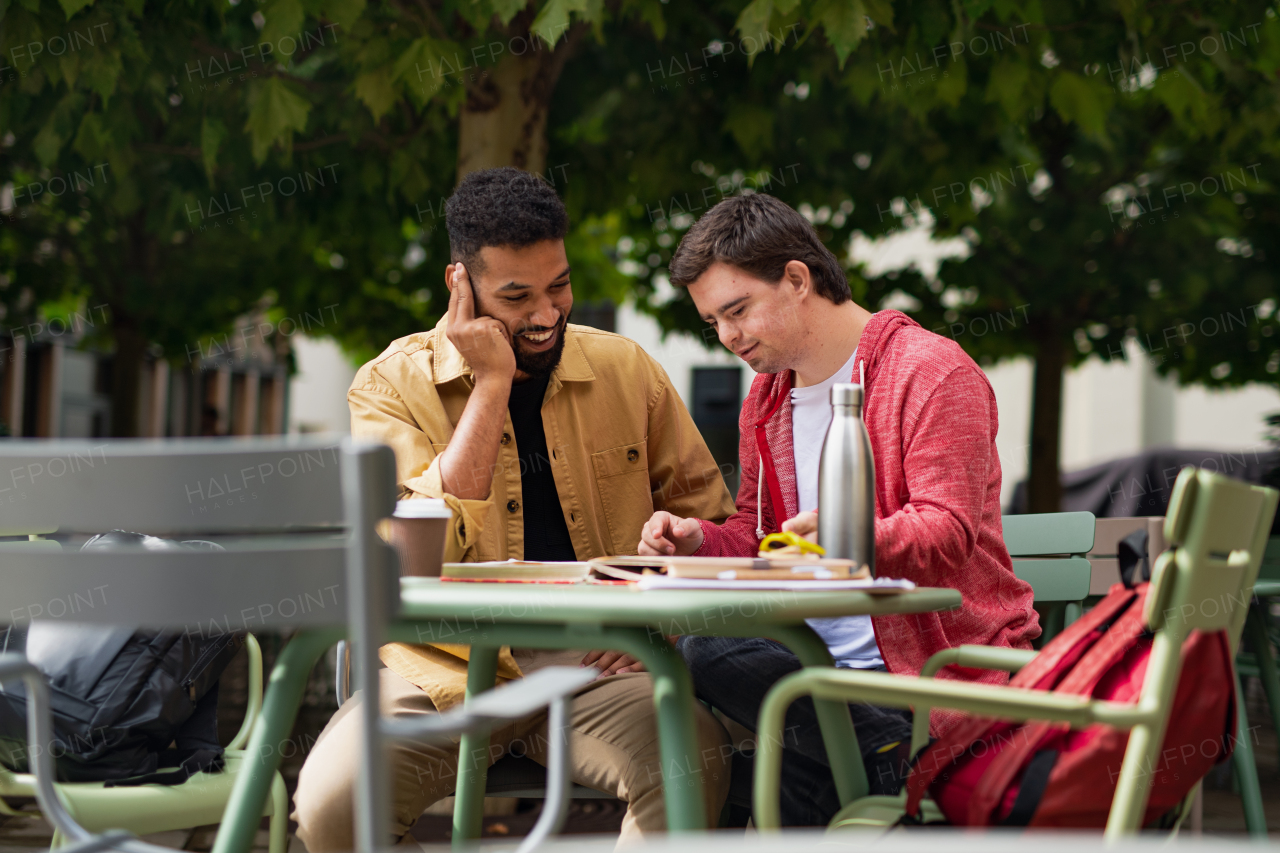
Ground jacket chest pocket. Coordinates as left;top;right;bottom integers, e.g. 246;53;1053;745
590;440;652;556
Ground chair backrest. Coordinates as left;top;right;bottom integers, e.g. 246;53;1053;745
1145;468;1278;645
1259;535;1280;583
1002;511;1095;557
0;438;346;537
1114;468;1276;771
1001;512;1094;604
0;438;397;632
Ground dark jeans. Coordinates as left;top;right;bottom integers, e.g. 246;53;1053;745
677;635;912;827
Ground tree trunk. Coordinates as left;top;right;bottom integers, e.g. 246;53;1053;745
1028;327;1065;513
110;320;146;438
456;23;584;183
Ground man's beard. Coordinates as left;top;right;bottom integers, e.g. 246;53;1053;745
513;314;569;377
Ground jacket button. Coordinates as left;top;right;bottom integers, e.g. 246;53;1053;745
627;449;639;462
501;433;511;446
507;500;519;513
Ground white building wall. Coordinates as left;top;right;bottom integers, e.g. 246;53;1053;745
984;347;1279;508
289;335;358;434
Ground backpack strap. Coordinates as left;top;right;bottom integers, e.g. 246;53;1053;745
967;587;1153;824
1009;586;1139;690
1117;529;1151;588
999;748;1060;826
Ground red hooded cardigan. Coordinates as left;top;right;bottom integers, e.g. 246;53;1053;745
694;310;1040;735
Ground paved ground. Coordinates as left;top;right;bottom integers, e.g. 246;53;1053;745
1;648;1276;851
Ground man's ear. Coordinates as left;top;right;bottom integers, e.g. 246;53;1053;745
445;263;456;293
783;260;813;300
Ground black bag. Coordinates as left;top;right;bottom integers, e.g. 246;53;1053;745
0;531;244;784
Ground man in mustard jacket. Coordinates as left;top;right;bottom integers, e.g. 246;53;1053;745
293;168;735;848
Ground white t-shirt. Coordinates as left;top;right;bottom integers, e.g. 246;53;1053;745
791;347;884;669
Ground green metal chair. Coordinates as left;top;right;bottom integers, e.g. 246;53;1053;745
1227;533;1280;835
754;468;1279;836
1002;511;1095;644
0;439;360;853
1235;535;1280;760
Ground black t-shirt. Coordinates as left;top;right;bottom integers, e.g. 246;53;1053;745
506;374;577;561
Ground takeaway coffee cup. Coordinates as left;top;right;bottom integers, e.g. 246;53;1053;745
388;499;452;577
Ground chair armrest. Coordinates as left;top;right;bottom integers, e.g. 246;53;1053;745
754;667;1147;830
380;667;597;741
921;645;1039;679
382;666;598;853
226;634;263;751
911;646;1040;753
1252;580;1280;598
0;654;93;845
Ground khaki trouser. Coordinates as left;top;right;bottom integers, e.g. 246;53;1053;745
293;653;731;849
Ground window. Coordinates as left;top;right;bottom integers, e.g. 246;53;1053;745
690;367;742;495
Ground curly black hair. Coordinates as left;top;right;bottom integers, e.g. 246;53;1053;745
444;167;569;275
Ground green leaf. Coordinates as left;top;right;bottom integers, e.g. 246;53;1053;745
354;65;396;122
260;0;306;57
71;111;110;162
1154;66;1214;135
201;117;227;185
735;0;773;55
318;0;365;29
490;0;526;25
985;57;1029;118
57;50;81;89
57;0;93;19
934;55;967;105
633;0;666;40
15;0;39;12
814;0;868;67
33;121;64;166
394;37;457;107
1049;70;1112;138
531;0;588;48
389;148;430;202
862;0;894;29
81;48;122;105
245;77;311;163
723;103;774;160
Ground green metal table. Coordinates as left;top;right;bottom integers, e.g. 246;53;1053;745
212;580;961;853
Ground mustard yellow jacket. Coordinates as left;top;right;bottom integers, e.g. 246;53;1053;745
348;317;735;709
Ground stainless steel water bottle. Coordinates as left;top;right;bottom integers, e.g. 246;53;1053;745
817;383;876;575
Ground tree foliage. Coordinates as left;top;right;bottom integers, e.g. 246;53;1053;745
1;0;1275;510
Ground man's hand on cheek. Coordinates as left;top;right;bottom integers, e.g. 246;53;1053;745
445;262;516;383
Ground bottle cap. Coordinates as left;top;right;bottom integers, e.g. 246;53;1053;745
830;383;863;407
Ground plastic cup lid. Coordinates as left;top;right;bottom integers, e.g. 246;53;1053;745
394;499;452;519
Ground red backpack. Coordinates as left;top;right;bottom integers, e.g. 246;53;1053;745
903;582;1237;828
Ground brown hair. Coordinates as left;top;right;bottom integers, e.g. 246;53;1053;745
668;193;851;304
